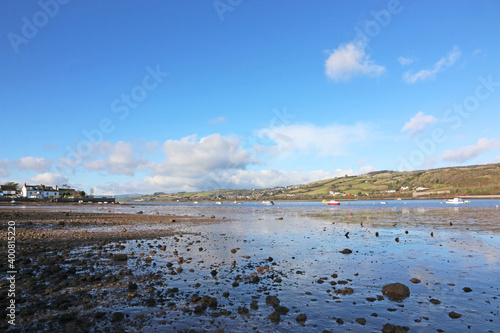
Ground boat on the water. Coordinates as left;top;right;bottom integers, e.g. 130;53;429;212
380;201;387;205
445;198;465;204
326;200;340;206
262;200;274;205
215;201;223;205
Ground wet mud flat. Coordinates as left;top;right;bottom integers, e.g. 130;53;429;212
1;206;500;332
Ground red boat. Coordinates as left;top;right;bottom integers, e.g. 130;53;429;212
327;200;340;205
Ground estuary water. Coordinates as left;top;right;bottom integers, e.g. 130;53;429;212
5;199;500;332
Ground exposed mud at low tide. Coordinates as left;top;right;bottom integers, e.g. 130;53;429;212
1;204;499;332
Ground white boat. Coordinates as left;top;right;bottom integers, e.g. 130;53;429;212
380;202;387;205
445;198;465;204
193;201;198;204
262;200;274;205
215;201;223;205
326;200;340;206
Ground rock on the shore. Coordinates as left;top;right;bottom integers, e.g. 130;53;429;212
382;323;409;333
265;295;280;308
296;314;307;322
269;311;281;322
112;254;128;261
382;283;410;301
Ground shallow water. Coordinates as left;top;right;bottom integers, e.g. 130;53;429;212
7;201;500;332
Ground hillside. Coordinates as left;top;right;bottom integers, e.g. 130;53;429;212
120;163;500;202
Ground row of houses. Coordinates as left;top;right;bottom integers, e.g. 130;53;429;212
0;183;80;199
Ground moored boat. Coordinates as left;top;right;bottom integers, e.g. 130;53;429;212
445;198;465;204
262;200;274;205
326;200;340;206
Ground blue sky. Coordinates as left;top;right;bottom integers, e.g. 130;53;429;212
1;0;500;195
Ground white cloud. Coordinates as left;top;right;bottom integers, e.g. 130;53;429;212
442;138;500;163
397;56;414;66
472;49;482;56
29;172;69;186
256;123;371;158
209;116;226;124
325;41;385;81
401;111;437;138
82;141;149;176
403;46;461;83
154;134;253;177
16;156;52;173
143;166;378;193
493;155;500;163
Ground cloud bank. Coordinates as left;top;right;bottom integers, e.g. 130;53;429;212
325;41;385;81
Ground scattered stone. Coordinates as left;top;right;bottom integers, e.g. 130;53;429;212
340;248;352;254
111;312;125;322
410;278;421;284
334;287;354;295
430;298;441;305
275;305;289;315
238;306;249;315
449;311;462;319
210;215;215;219
355;318;366;325
296;314;307;323
336;318;344;325
395;237;400;242
382;283;410;301
463;287;472;292
382;323;409;333
266;295;280;308
231;248;237;254
112;254;128;261
276;217;284;220
250;300;259;310
269;311;281;322
137;211;143;214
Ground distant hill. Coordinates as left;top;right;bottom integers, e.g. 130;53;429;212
119;163;500;202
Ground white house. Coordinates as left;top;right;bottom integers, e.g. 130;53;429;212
415;187;429;192
0;185;17;197
21;184;59;199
